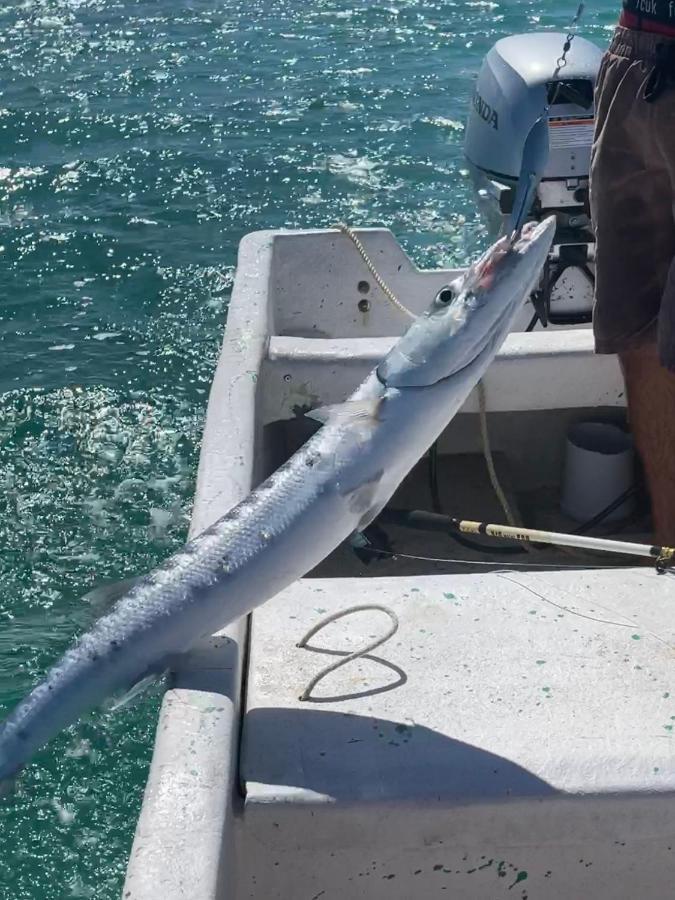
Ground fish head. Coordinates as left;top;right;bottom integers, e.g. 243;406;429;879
377;216;556;388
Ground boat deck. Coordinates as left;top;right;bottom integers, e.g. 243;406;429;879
240;559;675;899
123;226;668;900
236;456;670;897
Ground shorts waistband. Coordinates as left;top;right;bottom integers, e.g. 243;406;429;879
610;22;675;58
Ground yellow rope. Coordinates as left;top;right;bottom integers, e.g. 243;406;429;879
477;380;531;528
334;222;415;320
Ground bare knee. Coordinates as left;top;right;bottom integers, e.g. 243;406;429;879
618;341;675;544
619;342;660;379
620;341;675;402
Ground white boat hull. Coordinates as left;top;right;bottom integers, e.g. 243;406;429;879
124;227;665;900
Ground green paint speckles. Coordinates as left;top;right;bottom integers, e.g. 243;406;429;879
535;660;546;665
664;725;673;732
410;587;420;593
542;687;551;694
508;871;528;889
631;634;641;640
654;767;660;773
443;592;456;600
664;692;671;699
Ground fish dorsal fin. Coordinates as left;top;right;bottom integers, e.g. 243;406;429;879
306;399;381;426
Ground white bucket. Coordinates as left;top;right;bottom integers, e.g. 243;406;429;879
560;421;635;524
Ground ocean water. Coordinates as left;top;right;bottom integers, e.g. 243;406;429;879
0;0;616;896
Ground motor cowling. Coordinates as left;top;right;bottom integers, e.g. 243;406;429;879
464;32;604;325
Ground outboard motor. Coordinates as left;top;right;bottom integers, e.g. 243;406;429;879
464;32;604;326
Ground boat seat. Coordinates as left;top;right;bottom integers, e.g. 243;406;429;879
266;327;623;416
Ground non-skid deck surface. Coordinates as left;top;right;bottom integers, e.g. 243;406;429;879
243;566;675;803
240;503;672;899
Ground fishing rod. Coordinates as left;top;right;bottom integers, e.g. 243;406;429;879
378;508;675;572
456;518;675;570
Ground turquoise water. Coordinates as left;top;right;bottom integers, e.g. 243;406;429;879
0;1;616;896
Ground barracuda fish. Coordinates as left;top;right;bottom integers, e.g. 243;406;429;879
0;216;555;788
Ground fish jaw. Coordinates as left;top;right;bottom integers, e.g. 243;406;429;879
377;215;556;388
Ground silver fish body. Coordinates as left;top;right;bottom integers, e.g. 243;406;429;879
0;217;555;784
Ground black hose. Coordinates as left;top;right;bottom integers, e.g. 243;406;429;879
417;445;640;555
571;485;638;535
426;443;526;555
428;441;442;514
525;309;539;332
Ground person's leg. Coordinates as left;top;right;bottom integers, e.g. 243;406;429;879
590;29;675;545
619;343;675;545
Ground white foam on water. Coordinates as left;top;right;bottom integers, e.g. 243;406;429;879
326;153;384;189
52;798;76;825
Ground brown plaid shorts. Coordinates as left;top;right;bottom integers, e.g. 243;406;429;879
590;26;675;368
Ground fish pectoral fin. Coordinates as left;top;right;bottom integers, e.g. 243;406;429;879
83;575;144;616
357;498;389;532
107;670;165;713
340;469;385;517
306;398;382;426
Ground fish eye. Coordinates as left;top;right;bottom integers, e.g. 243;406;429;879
435;286;455;306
